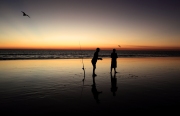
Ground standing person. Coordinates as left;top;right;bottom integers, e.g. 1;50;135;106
91;48;102;76
111;49;118;73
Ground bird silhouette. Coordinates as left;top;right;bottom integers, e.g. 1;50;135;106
21;11;30;18
118;45;121;47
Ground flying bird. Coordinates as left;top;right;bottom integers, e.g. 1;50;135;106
21;11;30;18
118;45;121;47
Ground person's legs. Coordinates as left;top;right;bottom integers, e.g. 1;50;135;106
93;66;95;74
92;63;96;75
114;68;117;73
115;61;117;73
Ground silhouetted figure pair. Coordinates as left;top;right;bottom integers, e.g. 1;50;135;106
91;48;118;75
91;48;102;76
110;72;118;96
92;75;102;103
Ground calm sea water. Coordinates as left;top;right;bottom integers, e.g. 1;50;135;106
0;49;180;60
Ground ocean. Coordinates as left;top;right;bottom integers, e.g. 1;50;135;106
0;49;180;60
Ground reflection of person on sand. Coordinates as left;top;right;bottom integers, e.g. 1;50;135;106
91;75;102;103
111;49;118;73
111;73;118;96
91;48;102;76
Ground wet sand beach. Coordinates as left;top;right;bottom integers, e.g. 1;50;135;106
0;57;180;114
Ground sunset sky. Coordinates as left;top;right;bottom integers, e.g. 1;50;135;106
0;0;180;50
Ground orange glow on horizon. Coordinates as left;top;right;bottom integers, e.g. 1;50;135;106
1;45;180;51
1;1;180;52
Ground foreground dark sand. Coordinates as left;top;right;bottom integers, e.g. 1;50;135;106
0;57;180;114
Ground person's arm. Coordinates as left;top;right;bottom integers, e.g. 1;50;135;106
98;58;102;60
96;52;102;60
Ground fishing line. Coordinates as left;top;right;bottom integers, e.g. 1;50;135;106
79;41;85;71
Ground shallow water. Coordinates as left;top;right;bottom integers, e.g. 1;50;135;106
0;57;180;114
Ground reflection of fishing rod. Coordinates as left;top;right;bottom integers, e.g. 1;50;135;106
80;77;85;101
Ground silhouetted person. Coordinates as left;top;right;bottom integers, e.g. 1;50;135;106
111;73;118;96
21;11;30;18
92;75;102;103
111;49;118;73
91;48;102;76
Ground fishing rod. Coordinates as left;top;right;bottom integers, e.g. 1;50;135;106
79;41;85;81
79;42;85;70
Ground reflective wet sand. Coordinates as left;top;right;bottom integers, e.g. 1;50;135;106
0;57;180;114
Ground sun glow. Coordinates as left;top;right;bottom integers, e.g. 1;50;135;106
0;0;180;51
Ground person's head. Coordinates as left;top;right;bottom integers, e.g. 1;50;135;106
96;48;100;52
113;49;116;52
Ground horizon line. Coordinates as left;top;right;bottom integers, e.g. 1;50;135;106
0;48;180;51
